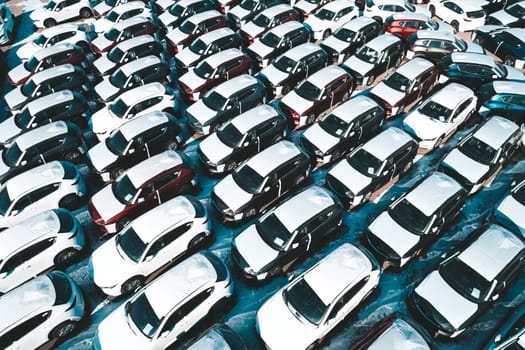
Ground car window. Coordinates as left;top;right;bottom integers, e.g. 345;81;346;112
327;276;370;320
146;222;193;257
0;237;56;274
153;171;181;190
502;95;525;105
419;69;434;82
0;311;51;348
236;88;256;102
453;98;473;119
37;137;63;153
444;1;462;14
30;183;61;204
160;288;214;334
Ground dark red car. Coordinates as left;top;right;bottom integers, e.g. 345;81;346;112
384;12;453;41
369;57;438;117
88;150;197;234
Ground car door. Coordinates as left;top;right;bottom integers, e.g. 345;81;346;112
441;1;461;20
0;310;52;350
10;183;60;218
257;118;280;148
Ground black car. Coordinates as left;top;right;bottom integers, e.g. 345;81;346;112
486;0;525;27
228;0;284;29
483;303;525;350
478;80;525;123
472;26;525;69
320;16;382;64
159;0;218;29
197;104;288;174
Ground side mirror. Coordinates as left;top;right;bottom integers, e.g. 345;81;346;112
243;141;250;147
382;170;389;176
263;186;270;192
214;73;220;78
144;255;153;262
20;160;27;166
128;148;135;154
431;226;439;233
492;293;499;301
494;334;502;344
226;104;232;110
10;209;19;216
137;197;145;203
292;242;299;249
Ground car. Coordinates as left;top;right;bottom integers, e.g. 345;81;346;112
174;27;243;73
231;185;344;281
427;0;486;32
406;29;484;62
0;271;85;349
198;104;288;174
7;43;88;86
439;116;522;195
294;0;334;19
256;242;381;350
92;1;152;33
211;140;311;222
494;178;525;238
439;52;525;89
257;43;329;98
486;0;525;27
158;0;217;30
0;209;85;294
216;0;242;13
90;194;211;296
366;171;467;270
94;55;172;102
348;314;433;350
341;34;404;87
247;21;311;69
409;224;525;338
365;0;431;23
4;64;91;113
91;16;158;55
186;324;246;350
16;24;90;61
186;74;268;136
0;90;90;146
228;0;283;29
239;4;301;43
89;150;197;234
29;0;93;28
478;81;525;124
93;34;165;77
0;161;87;229
0;4;15;45
0;121;87;184
320;16;382;64
179;48;252;101
483;302;525;350
369;57;439;117
384;12;453;41
92;251;234;350
304;0;359;41
165;10;228;53
300;95;385;166
88;82;178;141
325;127;417;208
472;26;525;69
87;111;182;182
279;65;353;128
93;0;149;17
402;82;477;152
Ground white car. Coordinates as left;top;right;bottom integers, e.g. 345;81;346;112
90;195;211;297
495;178;525;237
93;0;141;17
402;82;477;152
30;0;94;28
0;209;85;294
365;0;430;23
0;271;85;349
0;4;15;45
92;1;152;33
427;0;486;32
93;251;234;350
305;0;358;41
88;82;178;140
256;243;381;350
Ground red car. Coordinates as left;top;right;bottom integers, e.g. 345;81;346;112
369;57;438;117
88;150;197;234
384;12;454;41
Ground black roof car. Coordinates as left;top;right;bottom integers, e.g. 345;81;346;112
478;80;525;123
472;26;525;69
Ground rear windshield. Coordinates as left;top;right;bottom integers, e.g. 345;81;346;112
466;10;485;18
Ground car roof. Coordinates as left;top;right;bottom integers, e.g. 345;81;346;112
118;111;170;140
111;15;150;31
364;34;401;52
126;150;184;188
472;116;519;150
492;80;525;95
30;64;76;85
260;4;292;17
302;243;372;305
186;9;222;24
27;89;75;114
284;43;323;61
414;29;457;41
230;104;279;134
390;12;429;21
115;34;155;50
109;1;147;14
39;23;82;37
132;196;197;243
396;57;434;80
198;27;235;44
332;95;380;123
142;252;217;318
273;185;336;233
119;82;166;105
404;172;463;217
172;0;207;7
33;43;76;60
119;55;161;76
215;74;259;97
454;0;484;11
429;82;473;109
369;318;430;350
306;65;348;88
458;224;524;282
204;48;244;68
362;127;414;161
317;0;354;12
372;0;407;5
450;52;496;67
14;120;70;150
3;161;67;200
341;16;378;31
269;21;303;37
504;27;525;43
246;140;302;177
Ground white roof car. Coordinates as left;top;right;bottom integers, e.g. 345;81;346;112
427;0;486;32
366;0;431;22
29;0;93;28
495;178;525;238
304;0;358;41
92;2;152;33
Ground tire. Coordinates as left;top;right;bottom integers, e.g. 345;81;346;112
504;55;516;66
6;30;13;43
451;21;459;32
188;233;208;250
331;149;342;162
43;18;57;28
209;297;231;316
225;160;238;172
111;167;124;180
429;5;435;17
269;265;281;277
121;276;145;295
80;7;92;18
322;29;331;40
306;340;322;350
243;207;258;220
435;135;444;149
117;217;130;231
59;194;81;211
50;321;77;340
54;248;80;266
164;139;178;151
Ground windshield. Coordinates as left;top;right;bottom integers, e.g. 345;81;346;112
15;109;34;129
105;28;120;41
296;80;322;100
274;56;297;73
106;10;119;22
180;20;197;33
217;123;244;147
108;47;125;62
348;148;383;176
110;69;128;87
315;9;335;20
4;142;24;167
355;45;379;64
0;187;10;216
34;34;48;47
261;32;281;47
194;61;216;79
440;257;491;303
384;72;412;92
117;226;146;262
107;130;130;155
110;99;129;118
334;28;356;42
190;39;208;54
113;175;138;204
128;294;162;338
257;213;291;250
21;79;37;96
44;0;57;10
284;279;327;325
240;0;257;10
25;56;40;72
169;4;184;16
203;91;227;110
507;3;525;17
419;101;452;122
232;165;264;193
253;13;270;26
390;198;430;234
319;113;349;137
458;136;496;165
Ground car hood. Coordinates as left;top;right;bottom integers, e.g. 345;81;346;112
465;41;484;54
166;27;187;45
294;0;317;15
92;35;113;52
402;111;449;141
159;11;178;28
4;87;27;111
259;64;288;86
94;55;116;76
234;225;279;273
0;117;22;145
176;47;201;68
16;42;40;61
90;186;127;223
86;141;119;173
343;56;373;77
91;238;135;289
370;82;405;107
241;22;264;39
89;108;122;137
302;123;340;154
368;211;420;258
95;79;121;102
441;148;489;184
328;159;372;195
415;270;478;330
305;16;328;32
504;65;525;81
199;133;234;164
96;304;150;350
8;63;31;85
249;40;274;59
489;9;518;25
321;36;348;53
213;175;253;213
496;195;525;235
280;91;315;116
179;69;207;92
186;100;218;126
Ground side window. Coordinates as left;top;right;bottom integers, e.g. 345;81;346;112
236;88;255;101
0;311;52;348
160;288;214;334
139;96;163;111
256;119;277;136
328;276;370;320
153;171;181;190
146;222;193;257
0;237;56;273
29;183;60;203
11;193;35;213
37;137;63;153
453;98;473;119
419;69;434;83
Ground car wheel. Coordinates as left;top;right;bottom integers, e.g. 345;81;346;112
117;217;131;231
451;20;459;32
331;149;342;162
210;122;221;134
428;5;435;17
244;207;258;220
188;233;208;250
65;150;82;162
80;7;92;18
225;160;238;172
372;16;383;25
110;167;124;180
323;29;331;40
162;107;177;116
504;55;516;66
59;194;82;211
269;265;281;277
272;133;283;144
43;18;57;28
164;139;179;151
54;248;80;266
50;320;78;339
121;276;145;295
